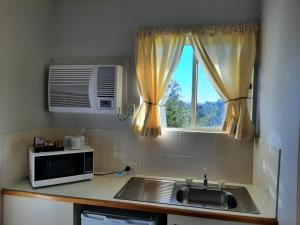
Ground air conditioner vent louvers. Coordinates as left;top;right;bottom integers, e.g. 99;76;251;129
48;65;123;114
97;67;116;98
49;68;93;108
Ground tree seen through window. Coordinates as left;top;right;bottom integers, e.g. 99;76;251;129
161;45;225;129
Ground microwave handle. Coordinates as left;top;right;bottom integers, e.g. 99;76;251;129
84;151;94;174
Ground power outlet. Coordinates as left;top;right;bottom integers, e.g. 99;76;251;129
127;163;138;174
127;104;135;116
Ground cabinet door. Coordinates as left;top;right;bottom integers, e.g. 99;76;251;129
3;195;73;225
168;214;257;225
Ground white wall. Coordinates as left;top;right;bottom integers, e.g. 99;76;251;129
0;0;263;223
0;0;53;133
47;0;260;189
51;0;261;129
52;0;261;57
258;0;300;224
298;136;300;225
0;0;54;224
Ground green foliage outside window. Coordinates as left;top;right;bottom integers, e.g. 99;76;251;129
165;80;191;128
164;80;224;129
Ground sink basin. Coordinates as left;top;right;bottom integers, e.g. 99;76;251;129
114;177;259;214
176;186;237;210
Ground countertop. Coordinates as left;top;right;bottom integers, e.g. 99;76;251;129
1;175;277;225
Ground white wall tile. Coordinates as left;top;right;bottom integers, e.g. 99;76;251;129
138;154;162;176
1;129;54;185
97;129;115;172
52;128;67;140
233;158;253;184
2;132;30;185
87;129;254;183
1;128;255;186
215;134;236;159
0;136;3;185
196;133;215;158
113;130;128;152
125;130;145;153
160;131;179;156
179;132;197;157
253;138;280;216
198;158;217;181
177;157;199;178
214;158;233;181
85;129;99;150
143;137;162;155
159;155;179;178
233;139;253;160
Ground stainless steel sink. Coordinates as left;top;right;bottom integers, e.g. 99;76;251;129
176;186;237;210
114;176;175;204
114;177;259;214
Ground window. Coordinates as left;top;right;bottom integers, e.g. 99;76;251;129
160;44;254;131
160;44;225;130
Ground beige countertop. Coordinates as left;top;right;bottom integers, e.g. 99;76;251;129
1;174;277;225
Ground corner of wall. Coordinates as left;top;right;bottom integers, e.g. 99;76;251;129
0;135;3;225
0;190;2;225
297;125;300;225
253;137;281;217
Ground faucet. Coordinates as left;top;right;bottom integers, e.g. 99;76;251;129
185;177;193;187
203;174;208;188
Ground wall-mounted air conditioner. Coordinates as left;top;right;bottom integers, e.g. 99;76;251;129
48;65;124;114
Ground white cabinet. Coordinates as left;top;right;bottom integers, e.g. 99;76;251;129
168;214;257;225
2;195;260;225
3;195;73;225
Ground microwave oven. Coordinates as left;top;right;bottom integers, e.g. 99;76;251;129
29;147;94;188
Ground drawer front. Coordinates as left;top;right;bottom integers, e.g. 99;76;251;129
168;214;258;225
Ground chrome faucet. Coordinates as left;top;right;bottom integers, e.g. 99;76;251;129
203;174;208;188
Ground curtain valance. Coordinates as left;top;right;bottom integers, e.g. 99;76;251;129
136;23;258;36
191;23;258;35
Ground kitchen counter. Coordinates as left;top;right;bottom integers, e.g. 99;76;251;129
1;175;277;225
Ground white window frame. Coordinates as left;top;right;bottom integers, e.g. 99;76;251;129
161;40;255;133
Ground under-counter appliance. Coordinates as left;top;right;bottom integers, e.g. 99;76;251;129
29;147;94;188
81;211;158;225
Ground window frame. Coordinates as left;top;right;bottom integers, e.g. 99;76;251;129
160;40;256;133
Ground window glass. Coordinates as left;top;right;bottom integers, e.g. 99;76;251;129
196;64;225;128
163;45;193;128
160;43;252;131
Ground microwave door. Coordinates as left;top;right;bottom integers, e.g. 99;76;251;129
34;152;85;181
84;152;93;174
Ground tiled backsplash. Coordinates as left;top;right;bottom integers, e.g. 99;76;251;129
0;129;53;185
253;138;281;217
0;128;254;186
53;128;253;183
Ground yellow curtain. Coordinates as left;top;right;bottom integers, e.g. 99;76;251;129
189;24;258;140
133;29;187;137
